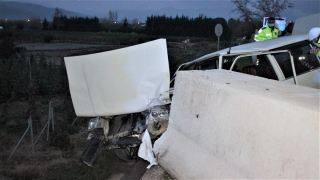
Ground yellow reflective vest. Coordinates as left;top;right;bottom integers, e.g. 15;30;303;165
254;26;279;41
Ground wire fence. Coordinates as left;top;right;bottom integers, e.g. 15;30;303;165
7;101;55;160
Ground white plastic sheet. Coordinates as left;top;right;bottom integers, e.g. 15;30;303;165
64;39;170;116
138;130;158;169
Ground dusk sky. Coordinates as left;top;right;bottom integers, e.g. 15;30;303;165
5;0;320;22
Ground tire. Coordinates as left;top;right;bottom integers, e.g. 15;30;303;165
114;146;139;162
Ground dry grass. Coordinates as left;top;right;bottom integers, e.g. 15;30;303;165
0;95;174;179
0;96;123;180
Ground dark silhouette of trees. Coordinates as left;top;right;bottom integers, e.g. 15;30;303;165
145;15;232;40
122;17;130;32
52;15;101;32
42;18;49;30
0;31;15;58
228;18;260;40
231;0;294;21
52;8;63;31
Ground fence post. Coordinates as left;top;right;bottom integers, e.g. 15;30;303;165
47;101;51;141
28;58;32;82
29;116;34;153
35;120;49;145
51;107;54;131
71;117;78;126
8;119;31;160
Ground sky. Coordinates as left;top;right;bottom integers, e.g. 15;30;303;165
6;0;320;22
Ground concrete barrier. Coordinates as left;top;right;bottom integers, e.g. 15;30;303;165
154;69;319;179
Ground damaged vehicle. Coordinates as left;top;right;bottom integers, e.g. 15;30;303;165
64;18;319;167
172;14;320;89
64;39;171;166
172;33;320;89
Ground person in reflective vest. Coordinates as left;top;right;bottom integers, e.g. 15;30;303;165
308;27;320;57
254;17;279;41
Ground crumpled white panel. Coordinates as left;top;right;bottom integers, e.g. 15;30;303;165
64;39;170;117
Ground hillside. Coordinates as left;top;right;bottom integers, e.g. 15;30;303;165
0;1;87;21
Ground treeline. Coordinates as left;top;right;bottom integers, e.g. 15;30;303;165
145;15;232;40
1;15;238;39
52;16;101;32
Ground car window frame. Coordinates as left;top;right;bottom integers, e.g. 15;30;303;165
224;50;298;84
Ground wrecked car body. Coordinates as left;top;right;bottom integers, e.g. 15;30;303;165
65;27;319;168
64;39;171;166
172;34;320;89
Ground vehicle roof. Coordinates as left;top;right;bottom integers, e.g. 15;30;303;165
188;34;308;64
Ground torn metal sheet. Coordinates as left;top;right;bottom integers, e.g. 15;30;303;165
64;39;170;117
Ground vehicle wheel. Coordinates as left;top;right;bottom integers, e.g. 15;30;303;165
114;146;139;162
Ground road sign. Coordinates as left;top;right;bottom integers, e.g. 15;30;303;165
215;24;223;37
215;24;223;50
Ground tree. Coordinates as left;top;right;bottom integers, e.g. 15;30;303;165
122;18;128;28
0;35;14;58
42;18;49;30
52;8;63;31
108;10;118;23
131;18;139;25
228;18;259;40
231;0;294;21
27;17;42;30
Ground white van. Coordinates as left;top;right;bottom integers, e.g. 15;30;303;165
171;13;320;90
172;30;320;89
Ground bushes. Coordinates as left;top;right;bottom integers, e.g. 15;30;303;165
43;35;54;43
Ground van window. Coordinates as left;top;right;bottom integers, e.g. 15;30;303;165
290;46;320;75
222;56;237;70
273;53;293;79
273;42;320;79
197;58;218;70
180;63;196;70
234;55;278;80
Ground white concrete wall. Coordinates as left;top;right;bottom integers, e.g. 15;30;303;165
154;69;319;179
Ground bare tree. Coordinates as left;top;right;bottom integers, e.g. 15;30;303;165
108;10;118;23
231;0;294;21
53;8;63;18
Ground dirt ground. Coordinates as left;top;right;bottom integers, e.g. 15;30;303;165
141;165;173;180
108;159;173;180
0;95;172;179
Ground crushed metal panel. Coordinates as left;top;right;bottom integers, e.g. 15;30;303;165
64;39;170;117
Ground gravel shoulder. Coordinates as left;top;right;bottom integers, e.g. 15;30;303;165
141;165;173;180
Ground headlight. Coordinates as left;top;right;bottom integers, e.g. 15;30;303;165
88;117;99;131
150;106;169;120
